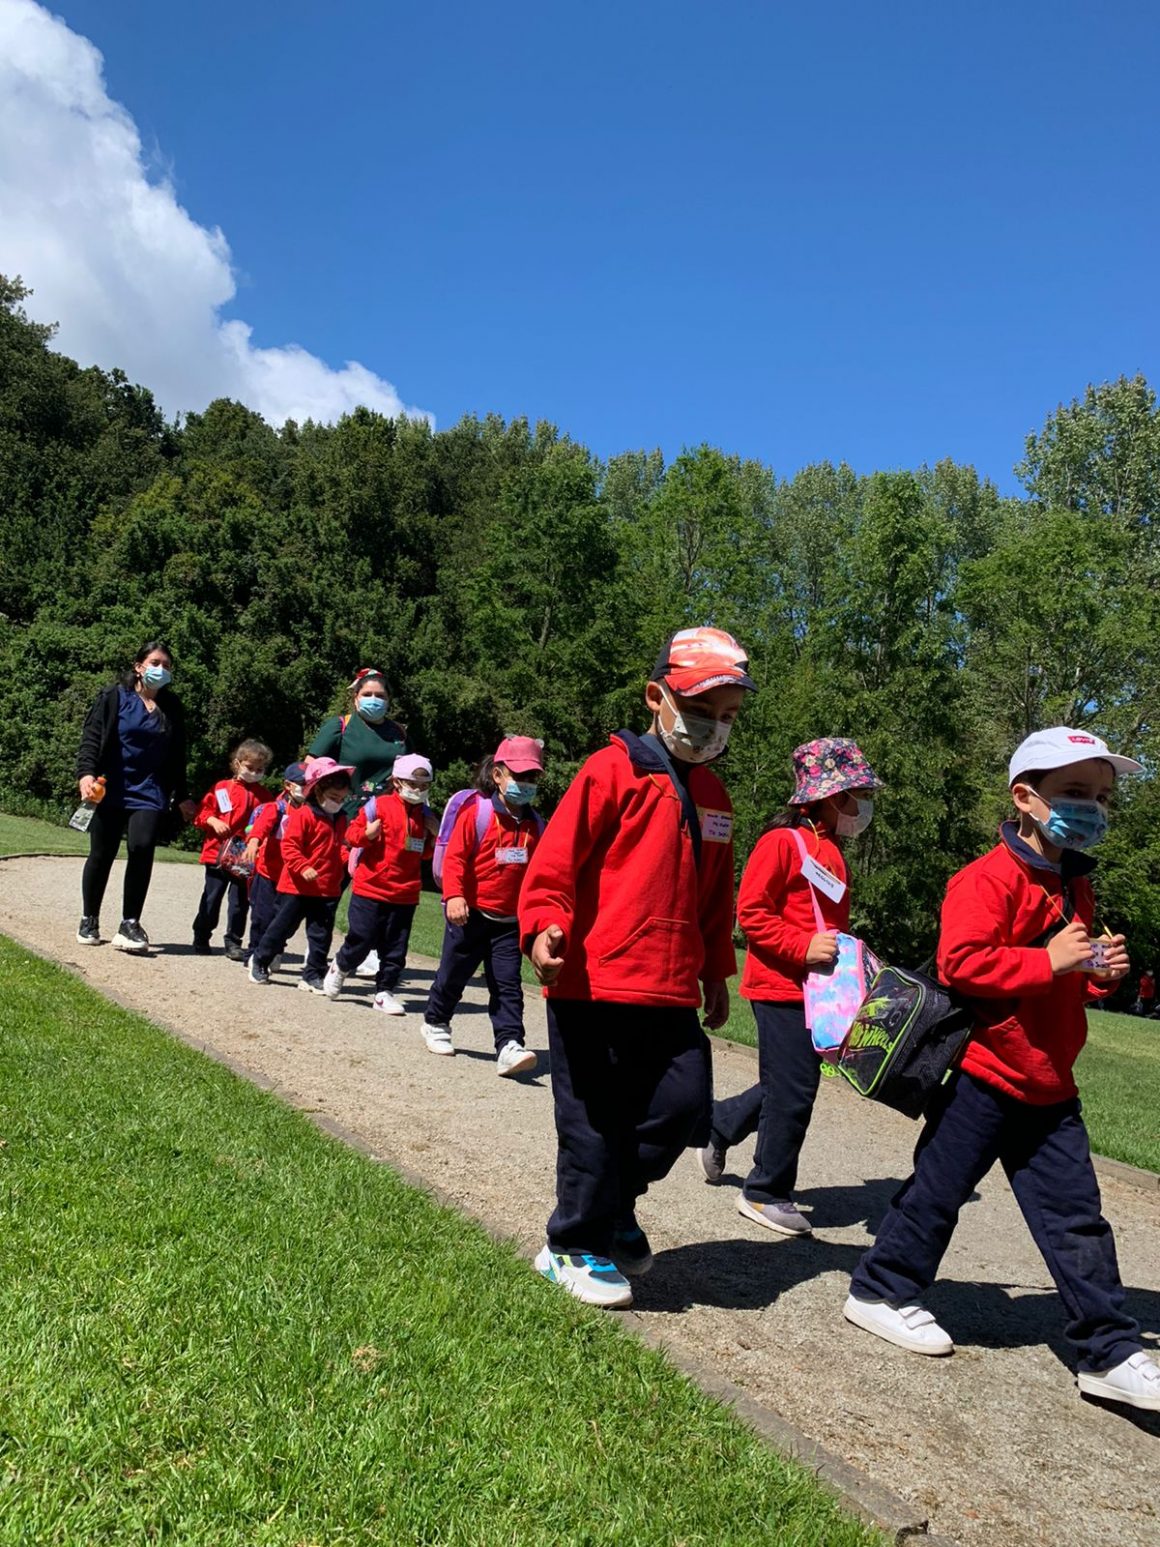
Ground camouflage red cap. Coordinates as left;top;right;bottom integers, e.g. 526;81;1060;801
653;627;757;695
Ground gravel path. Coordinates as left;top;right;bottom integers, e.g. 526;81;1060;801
3;855;1158;1546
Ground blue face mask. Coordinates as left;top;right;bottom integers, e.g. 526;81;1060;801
357;696;387;722
505;779;539;806
142;664;171;689
1034;799;1109;851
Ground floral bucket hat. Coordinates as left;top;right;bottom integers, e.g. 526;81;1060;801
787;738;884;806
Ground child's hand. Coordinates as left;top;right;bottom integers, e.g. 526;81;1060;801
1101;933;1130;980
532;926;566;985
363;819;382;841
300;866;319;883
446;896;469;926
1047;918;1092;975
702;979;730;1031
207;816;230;838
806;931;839;968
243;839;260;865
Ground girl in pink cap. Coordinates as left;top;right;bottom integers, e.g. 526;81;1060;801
697;737;882;1238
421;737;546;1072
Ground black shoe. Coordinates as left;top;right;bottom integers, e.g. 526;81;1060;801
298;975;327;995
224;936;246;962
192;936;212;955
76;915;101;945
112;919;150;954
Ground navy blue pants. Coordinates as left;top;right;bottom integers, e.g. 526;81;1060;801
245;873;278;961
254;894;339;982
719;1001;820;1203
425;911;524;1050
850;1072;1141;1372
546;999;711;1257
336;895;417;991
193;864;249;946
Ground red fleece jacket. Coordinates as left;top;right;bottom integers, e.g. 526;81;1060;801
441;794;542;917
518;734;737;1007
193;777;260;865
938;832;1103;1104
248;798;288;887
277;800;349;898
347;792;432;904
739;826;850;1002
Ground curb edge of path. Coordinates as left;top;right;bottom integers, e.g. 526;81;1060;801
10;931;941;1547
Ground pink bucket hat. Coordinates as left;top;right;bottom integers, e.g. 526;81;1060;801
787;738;883;806
303;755;356;789
494;735;544;773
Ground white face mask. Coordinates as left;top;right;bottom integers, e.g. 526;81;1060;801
319;795;346;815
237;768;265;784
834;797;874;838
398;784;428;805
657;685;733;764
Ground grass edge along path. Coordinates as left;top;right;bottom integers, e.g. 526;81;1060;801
0;935;884;1547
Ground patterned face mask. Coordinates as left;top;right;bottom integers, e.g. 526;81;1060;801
657;685;732;764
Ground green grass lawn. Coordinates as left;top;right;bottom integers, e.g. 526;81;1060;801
0;810;197;863
0;934;881;1547
1075;1008;1160;1174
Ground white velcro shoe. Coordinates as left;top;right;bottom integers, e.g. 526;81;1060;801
1078;1351;1160;1411
843;1294;954;1356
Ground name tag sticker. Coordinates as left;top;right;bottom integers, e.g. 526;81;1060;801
215;788;233;814
699;809;733;842
495;846;528;865
800;854;846;903
405;836;426;853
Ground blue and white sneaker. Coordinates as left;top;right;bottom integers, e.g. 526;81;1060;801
611;1220;654;1276
534;1245;633;1308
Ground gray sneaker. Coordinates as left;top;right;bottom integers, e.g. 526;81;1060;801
695;1136;727;1182
736;1193;812;1236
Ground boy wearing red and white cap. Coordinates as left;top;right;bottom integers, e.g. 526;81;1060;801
324;754;435;1015
520;627;755;1308
421;737;546;1072
846;727;1160;1413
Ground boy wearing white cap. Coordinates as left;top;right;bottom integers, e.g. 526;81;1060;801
324;754;435;1015
845;727;1160;1413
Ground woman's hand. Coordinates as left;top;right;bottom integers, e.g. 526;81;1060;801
806;931;839;967
78;775;99;802
702;979;730;1030
206;816;230;838
446;896;469;926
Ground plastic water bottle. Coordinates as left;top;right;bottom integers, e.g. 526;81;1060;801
68;775;106;832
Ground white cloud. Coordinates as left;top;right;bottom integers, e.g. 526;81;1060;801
0;0;430;427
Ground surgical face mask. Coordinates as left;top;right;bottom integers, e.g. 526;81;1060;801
319;794;346;815
142;664;171;689
356;695;388;722
285;784;305;804
1034;798;1109;851
504;778;540;806
657;685;732;764
398;782;429;805
835;798;874;838
237;767;265;784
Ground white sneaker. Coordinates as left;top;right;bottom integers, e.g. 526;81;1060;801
1078;1351;1160;1411
373;991;406;1016
355;949;380;979
421;1021;454;1056
843;1294;954;1356
322;961;346;1000
496;1040;537;1077
534;1245;633;1309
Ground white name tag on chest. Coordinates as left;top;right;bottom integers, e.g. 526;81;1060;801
699;809;733;842
800;853;846;902
215;788;233;814
495;846;528;865
404;836;425;853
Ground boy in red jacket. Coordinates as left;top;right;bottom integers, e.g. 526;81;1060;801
520;628;755;1308
323;754;435;1015
191;738;272;958
846;727;1160;1413
247;757;353;994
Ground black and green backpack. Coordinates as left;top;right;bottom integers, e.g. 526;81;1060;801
835;965;974;1120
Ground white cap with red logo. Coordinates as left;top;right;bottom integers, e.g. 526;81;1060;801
1008;726;1142;785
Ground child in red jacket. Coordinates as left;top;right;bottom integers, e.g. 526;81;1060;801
846;727;1160;1414
191;738;272;958
323;754;435;1015
247;756;353;993
520;627;754;1308
242;760;308;965
698;738;883;1238
421;738;546;1073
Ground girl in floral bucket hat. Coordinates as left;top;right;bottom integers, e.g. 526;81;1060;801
697;736;883;1237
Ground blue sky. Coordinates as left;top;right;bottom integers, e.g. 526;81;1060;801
13;1;1160;490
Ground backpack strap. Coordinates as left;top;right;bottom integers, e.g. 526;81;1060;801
642;733;702;867
789;828;827;934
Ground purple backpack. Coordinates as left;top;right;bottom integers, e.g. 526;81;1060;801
432;791;545;890
346;794;382;879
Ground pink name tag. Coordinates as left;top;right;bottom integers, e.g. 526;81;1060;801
495;846;528;865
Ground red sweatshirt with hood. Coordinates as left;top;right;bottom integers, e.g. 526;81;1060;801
193;776;260;865
518;731;737;1007
938;822;1105;1105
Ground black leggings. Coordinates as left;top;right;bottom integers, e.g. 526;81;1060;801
81;803;166;922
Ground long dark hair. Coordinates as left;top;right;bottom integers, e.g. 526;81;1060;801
119;640;173;692
762;799;827;835
474;755;498;795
